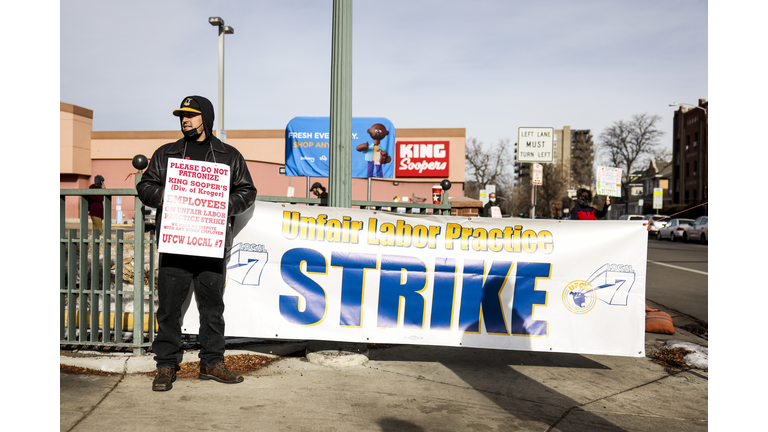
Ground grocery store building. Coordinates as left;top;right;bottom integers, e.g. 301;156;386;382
60;102;471;221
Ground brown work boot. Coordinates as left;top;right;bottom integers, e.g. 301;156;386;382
198;362;244;384
152;365;180;392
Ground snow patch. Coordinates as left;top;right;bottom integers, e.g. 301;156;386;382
663;340;708;370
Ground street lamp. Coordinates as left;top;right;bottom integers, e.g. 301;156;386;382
669;102;707;115
209;17;234;142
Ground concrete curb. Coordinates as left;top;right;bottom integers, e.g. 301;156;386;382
60;342;309;374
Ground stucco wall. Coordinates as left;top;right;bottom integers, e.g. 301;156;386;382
61;103;467;222
60;103;93;176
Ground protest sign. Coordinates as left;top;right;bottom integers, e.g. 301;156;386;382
596;166;623;197
158;159;230;258
181;201;648;357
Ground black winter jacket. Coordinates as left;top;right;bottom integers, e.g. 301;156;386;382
482;201;500;217
136;95;257;254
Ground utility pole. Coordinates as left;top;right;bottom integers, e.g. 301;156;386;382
328;0;353;208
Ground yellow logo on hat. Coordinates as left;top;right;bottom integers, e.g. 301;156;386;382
183;98;193;107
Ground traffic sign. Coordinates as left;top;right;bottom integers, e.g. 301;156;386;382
532;163;543;185
653;188;663;209
517;127;554;163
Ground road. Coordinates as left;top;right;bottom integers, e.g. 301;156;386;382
645;236;708;325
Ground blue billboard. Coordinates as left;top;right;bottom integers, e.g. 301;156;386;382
285;117;395;178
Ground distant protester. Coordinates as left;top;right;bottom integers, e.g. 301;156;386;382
482;192;501;217
311;182;328;205
88;175;105;236
570;188;611;220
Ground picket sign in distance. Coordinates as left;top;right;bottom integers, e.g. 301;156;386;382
596;166;623;197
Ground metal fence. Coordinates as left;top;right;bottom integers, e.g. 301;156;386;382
60;175;452;354
60;177;155;354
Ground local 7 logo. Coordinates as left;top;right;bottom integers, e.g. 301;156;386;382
227;243;269;286
396;141;450;177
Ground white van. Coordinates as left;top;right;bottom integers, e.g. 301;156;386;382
618;214;645;221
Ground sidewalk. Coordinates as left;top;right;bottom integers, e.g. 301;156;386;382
60;314;707;432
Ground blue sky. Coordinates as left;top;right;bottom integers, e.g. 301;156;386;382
59;0;708;160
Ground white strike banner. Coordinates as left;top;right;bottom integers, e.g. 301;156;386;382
158;159;230;258
182;201;648;357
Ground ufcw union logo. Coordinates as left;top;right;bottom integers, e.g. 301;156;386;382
562;263;636;314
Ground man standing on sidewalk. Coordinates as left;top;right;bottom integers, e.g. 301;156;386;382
137;95;257;392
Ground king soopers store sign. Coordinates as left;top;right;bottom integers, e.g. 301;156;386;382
395;141;450;178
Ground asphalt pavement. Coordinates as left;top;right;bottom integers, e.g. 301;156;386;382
60;298;708;432
645;240;708;324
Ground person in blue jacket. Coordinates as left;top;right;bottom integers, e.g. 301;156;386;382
570;188;611;220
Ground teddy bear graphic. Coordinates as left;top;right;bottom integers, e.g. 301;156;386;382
356;123;392;178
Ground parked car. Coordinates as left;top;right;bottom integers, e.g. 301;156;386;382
657;218;695;241
618;214;645;221
644;214;669;237
683;216;708;244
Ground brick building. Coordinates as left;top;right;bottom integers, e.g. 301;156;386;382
671;99;708;207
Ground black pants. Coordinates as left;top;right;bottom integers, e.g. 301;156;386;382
153;253;226;368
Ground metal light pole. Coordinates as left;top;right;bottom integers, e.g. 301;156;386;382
209;17;234;142
328;0;353;208
304;0;365;363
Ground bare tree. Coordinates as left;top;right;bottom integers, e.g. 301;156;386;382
511;173;531;218
464;138;512;198
599;113;664;212
535;163;569;218
506;163;565;219
653;146;673;165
